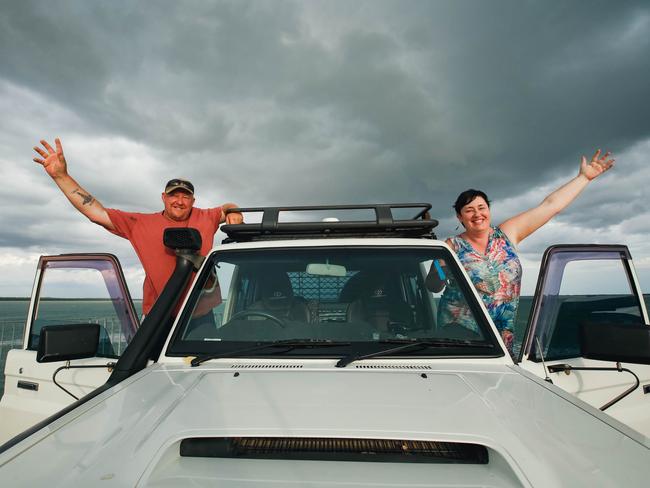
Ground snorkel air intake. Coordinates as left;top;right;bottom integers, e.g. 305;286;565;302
108;227;203;383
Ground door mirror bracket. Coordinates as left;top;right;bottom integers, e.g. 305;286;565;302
547;361;640;412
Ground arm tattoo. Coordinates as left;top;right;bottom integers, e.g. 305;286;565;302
72;189;96;206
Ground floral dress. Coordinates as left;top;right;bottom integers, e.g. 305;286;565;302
438;226;522;353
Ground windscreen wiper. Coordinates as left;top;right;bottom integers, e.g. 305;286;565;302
335;338;493;368
191;339;350;367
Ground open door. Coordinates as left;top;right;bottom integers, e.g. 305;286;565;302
519;245;650;436
0;254;139;444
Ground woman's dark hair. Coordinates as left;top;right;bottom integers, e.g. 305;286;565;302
453;189;490;214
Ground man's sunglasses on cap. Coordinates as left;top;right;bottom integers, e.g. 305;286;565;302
165;179;194;195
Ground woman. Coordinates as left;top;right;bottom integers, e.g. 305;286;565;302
441;149;614;354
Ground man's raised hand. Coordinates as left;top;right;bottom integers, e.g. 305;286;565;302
33;138;68;179
580;149;615;181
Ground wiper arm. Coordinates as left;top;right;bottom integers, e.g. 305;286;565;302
191;339;350;367
335;338;492;368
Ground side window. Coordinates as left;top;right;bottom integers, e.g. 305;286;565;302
533;253;644;361
232;271;252;315
29;259;138;359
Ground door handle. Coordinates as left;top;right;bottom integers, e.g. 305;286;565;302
17;380;39;391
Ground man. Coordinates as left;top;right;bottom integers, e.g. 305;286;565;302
33;138;242;315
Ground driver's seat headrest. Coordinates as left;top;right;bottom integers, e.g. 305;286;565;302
259;270;293;300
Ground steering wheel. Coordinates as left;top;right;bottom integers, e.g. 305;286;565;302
227;310;286;328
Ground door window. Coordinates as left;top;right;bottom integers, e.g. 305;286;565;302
528;249;645;362
28;257;139;359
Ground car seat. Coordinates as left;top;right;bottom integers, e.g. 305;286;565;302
248;269;310;323
346;272;412;333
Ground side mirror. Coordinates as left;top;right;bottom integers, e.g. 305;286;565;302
36;324;100;363
580;322;650;365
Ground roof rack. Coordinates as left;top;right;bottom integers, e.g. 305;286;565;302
220;203;438;243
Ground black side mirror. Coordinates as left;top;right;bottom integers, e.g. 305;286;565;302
580;322;650;365
37;323;100;363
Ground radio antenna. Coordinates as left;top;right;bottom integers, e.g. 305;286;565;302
536;337;553;384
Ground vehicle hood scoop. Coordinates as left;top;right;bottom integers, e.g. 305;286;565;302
230;363;303;369
354;363;432;369
180;436;488;464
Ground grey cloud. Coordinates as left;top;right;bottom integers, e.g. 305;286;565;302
1;0;649;295
4;1;648;179
621;217;650;235
391;2;650;191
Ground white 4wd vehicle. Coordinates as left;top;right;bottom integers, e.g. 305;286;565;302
1;204;649;487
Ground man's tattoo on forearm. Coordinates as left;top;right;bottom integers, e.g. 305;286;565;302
73;189;96;206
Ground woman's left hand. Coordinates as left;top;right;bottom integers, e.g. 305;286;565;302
580;149;615;181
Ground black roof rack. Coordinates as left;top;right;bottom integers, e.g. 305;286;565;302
220;203;438;243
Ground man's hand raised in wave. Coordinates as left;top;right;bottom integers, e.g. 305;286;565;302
32;137;115;230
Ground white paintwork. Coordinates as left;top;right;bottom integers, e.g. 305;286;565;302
2;237;650;486
517;245;650;437
0;350;112;443
519;357;650;437
0;361;648;487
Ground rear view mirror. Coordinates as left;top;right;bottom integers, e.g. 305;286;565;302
306;263;347;277
37;324;100;363
580;322;650;365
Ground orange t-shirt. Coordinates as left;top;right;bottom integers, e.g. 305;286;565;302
105;207;222;314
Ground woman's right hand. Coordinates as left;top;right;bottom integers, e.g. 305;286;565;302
33;138;68;180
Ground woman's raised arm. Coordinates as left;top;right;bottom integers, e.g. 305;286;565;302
499;149;614;245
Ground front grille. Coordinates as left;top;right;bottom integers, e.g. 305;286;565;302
180;437;488;464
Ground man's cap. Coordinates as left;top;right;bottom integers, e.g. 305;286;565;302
165;178;194;195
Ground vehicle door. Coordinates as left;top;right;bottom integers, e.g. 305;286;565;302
0;254;139;444
518;245;650;436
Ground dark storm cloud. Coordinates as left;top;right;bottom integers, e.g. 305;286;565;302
0;0;306;145
2;1;647;189
1;0;649;293
287;1;650;204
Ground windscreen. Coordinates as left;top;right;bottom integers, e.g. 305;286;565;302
168;247;501;358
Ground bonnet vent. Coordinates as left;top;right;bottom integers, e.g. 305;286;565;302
230;363;303;369
180;437;488;464
355;364;432;370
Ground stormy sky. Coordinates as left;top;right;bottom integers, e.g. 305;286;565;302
0;0;649;298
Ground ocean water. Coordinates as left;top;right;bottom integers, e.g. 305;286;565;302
0;299;143;324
